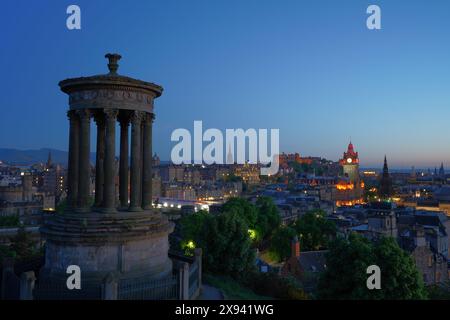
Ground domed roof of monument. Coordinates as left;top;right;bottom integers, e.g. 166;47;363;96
59;53;163;97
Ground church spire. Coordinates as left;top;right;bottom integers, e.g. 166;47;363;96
47;151;52;168
379;155;393;200
383;155;388;173
439;162;445;177
226;143;234;164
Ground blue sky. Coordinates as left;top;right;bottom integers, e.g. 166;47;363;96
1;0;450;168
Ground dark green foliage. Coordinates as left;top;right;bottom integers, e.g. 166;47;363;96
201;212;256;275
204;274;271;300
317;234;427;300
179;209;255;275
179;210;209;242
427;282;450;300
0;214;20;227
10;226;37;260
255;196;281;240
56;199;67;213
221;197;258;228
0;244;15;262
373;237;427;299
294;209;336;251
179;197;283;274
179;210;210;256
268;226;297;262
239;271;308;300
318;234;376;299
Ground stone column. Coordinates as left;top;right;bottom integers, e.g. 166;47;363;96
140;122;144;207
102;273;118;300
19;271;36;300
194;248;203;293
180;262;190;300
142;113;154;209
1;257;14;299
94;113;105;208
129;111;143;211
119;114;130;208
67;111;79;209
76;109;91;211
103;109;118;212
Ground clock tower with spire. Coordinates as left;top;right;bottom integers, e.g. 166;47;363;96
339;141;360;183
335;141;364;206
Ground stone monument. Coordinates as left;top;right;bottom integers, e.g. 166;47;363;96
39;54;174;297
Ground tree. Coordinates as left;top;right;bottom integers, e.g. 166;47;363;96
179;209;256;275
240;271;308;300
0;244;15;263
0;214;20;227
179;210;210;255
56;199;67;214
373;237;427;299
201;212;256;275
427;282;450;300
10;226;37;260
317;233;376;299
179;210;210;242
255;196;281;240
294;209;336;251
317;234;427;300
268;225;297;262
222;198;258;228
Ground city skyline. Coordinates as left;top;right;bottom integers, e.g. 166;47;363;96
1;1;450;168
2;1;450;304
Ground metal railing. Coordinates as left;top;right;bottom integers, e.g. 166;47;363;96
34;281;102;300
118;275;179;300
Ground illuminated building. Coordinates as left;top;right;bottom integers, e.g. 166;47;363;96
233;162;260;185
278;153;302;168
41;152;66;198
339;142;359;182
335;142;364;206
278;153;318;170
362;171;377;177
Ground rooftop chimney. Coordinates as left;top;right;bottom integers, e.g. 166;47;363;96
291;236;300;258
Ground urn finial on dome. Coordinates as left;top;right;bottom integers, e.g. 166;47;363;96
105;53;122;75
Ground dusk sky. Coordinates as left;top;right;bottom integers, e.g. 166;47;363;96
1;0;450;169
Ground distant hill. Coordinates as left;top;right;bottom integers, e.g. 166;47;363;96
0;148;96;166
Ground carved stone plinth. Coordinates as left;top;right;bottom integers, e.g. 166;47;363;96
39;210;174;291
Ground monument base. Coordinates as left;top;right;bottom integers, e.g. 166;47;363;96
38;209;174;298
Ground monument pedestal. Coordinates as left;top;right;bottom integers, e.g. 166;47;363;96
39;210;174;293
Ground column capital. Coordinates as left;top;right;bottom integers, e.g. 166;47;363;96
130;110;145;125
104;108;119;121
67;110;78;121
76;109;91;121
143;112;155;125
